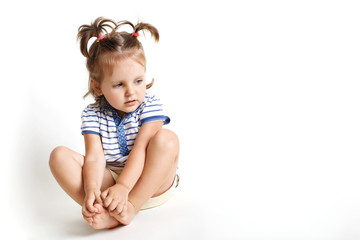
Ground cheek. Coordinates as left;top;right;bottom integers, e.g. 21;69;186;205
104;88;121;101
140;87;146;98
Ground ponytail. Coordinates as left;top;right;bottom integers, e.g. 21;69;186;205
117;20;159;49
77;17;117;58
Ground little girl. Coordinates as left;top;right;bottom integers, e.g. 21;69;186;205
49;17;179;229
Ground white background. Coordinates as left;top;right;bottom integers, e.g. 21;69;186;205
1;0;360;239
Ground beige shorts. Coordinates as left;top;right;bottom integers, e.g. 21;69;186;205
109;169;179;210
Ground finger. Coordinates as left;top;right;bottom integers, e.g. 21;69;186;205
82;210;95;218
112;204;122;215
86;198;97;213
95;193;103;204
120;211;126;217
82;205;95;217
117;202;127;216
100;190;108;201
108;201;120;212
103;196;112;208
122;203;127;214
87;202;96;213
87;205;97;213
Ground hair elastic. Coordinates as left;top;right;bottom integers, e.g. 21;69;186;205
97;35;105;42
133;32;139;38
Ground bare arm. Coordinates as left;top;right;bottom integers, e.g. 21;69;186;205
82;133;105;213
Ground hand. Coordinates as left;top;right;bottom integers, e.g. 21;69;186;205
101;183;129;215
82;189;102;218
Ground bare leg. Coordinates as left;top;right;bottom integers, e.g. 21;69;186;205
49;146;119;229
112;129;179;225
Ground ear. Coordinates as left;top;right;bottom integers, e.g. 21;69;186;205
91;78;103;96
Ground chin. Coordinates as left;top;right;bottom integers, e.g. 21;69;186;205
126;106;138;113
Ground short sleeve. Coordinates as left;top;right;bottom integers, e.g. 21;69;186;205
81;104;101;135
139;95;170;125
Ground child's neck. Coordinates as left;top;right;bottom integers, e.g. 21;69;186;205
116;110;126;119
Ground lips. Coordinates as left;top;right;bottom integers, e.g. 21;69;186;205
125;100;137;106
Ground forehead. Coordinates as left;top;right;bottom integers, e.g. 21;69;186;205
101;53;145;77
105;57;145;80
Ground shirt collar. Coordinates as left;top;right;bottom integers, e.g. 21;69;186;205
101;98;122;120
101;98;113;113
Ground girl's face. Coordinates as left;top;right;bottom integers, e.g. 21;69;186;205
93;57;147;117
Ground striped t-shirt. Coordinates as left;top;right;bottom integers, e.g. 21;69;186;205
81;94;170;171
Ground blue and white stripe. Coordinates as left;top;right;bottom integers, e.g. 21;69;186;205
81;94;170;171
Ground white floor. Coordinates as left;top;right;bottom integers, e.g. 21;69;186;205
4;154;360;240
4;168;237;240
21;191;208;240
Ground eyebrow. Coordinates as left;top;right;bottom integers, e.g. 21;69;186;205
112;75;144;83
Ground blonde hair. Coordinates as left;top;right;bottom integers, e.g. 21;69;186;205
77;17;159;101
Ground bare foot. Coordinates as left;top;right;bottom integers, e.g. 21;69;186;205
83;215;94;226
88;204;120;229
110;201;137;226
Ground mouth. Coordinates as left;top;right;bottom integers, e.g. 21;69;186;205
125;100;137;106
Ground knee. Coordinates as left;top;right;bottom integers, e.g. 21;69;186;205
49;146;67;170
149;129;179;153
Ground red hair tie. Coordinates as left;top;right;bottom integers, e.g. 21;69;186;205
133;32;139;38
96;35;105;42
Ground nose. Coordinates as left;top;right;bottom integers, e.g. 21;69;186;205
125;85;135;96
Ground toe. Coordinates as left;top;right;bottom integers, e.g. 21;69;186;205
84;216;93;225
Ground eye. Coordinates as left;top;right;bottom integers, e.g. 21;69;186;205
135;79;143;84
113;83;123;87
